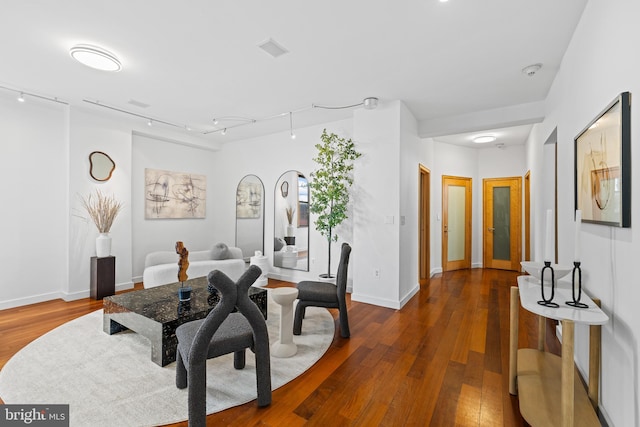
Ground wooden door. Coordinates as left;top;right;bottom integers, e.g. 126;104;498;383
442;176;472;272
483;177;522;271
419;165;430;284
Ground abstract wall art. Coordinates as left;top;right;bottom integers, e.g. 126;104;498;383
145;168;206;219
574;92;631;227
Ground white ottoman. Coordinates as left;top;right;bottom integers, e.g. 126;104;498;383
271;288;299;358
250;254;269;287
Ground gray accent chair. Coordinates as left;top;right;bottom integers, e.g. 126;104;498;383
293;243;351;338
175;266;271;426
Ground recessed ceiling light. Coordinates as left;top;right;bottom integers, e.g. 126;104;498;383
473;135;496;144
70;44;122;72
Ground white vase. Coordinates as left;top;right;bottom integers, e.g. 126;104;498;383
96;233;112;258
286;224;294;237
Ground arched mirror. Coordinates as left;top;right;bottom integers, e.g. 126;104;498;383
274;170;309;271
235;174;265;261
89;151;115;181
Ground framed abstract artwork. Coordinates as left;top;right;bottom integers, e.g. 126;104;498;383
574;92;631;227
145;168;206;219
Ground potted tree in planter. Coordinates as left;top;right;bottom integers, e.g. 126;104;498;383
309;129;361;278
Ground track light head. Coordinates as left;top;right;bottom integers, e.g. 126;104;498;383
17;93;25;103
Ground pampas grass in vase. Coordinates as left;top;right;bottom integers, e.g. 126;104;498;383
82;189;123;257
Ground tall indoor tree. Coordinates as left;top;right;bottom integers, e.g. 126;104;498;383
310;129;362;278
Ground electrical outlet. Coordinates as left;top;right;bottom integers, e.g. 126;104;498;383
374;269;380;279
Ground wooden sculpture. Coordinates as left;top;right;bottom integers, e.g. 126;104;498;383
176;241;189;283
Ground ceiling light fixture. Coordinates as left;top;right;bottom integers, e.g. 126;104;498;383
521;63;542;77
70;44;122;72
221;128;227;135
147;120;153;127
17;92;25;103
473;135;496;144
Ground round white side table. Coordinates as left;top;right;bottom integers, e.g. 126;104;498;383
250;255;269;287
271;287;299;358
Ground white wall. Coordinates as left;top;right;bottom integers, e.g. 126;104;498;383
131;133;220;280
399;102;424;305
352;101;402;308
527;0;640;424
0;93;68;309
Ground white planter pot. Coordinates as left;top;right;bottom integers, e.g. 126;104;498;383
96;233;112;258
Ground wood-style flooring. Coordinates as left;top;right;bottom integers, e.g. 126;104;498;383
0;268;561;426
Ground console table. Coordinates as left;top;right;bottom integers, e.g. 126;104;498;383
509;275;608;427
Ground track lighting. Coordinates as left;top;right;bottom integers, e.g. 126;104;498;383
0;85;68;105
147;120;153;127
206;96;379;135
221;128;227;135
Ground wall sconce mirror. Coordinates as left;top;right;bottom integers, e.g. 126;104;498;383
89;151;116;181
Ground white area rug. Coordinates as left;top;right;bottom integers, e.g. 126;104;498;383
0;292;334;427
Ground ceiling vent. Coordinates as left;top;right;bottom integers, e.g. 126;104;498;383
258;38;289;58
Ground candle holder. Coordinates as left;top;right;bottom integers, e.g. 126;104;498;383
538;261;559;308
566;261;589;308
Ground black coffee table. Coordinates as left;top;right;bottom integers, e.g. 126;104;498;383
103;276;268;366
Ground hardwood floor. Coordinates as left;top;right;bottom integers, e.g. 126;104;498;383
0;269;560;426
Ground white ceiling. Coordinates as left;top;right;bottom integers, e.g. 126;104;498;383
0;0;587;146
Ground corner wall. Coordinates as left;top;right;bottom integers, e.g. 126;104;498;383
528;0;640;424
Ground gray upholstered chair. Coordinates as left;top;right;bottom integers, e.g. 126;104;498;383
175;265;271;426
293;243;351;338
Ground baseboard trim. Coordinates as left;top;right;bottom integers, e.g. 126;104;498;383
0;291;63;311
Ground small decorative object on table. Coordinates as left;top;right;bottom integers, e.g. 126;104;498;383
176;241;192;301
567;210;588;308
538;209;559;308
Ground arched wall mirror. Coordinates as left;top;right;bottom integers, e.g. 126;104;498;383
89;151;116;181
235;174;265;261
274;170;309;271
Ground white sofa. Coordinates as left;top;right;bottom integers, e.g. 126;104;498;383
142;244;246;288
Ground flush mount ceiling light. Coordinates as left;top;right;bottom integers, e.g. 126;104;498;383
521;63;542;77
473;135;496;144
70;44;122;72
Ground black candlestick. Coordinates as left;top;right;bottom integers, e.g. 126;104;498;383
566;261;588;308
538;261;559;308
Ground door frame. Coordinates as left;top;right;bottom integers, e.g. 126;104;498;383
419;165;430;285
482;176;522;271
442;175;472;272
524;171;531;262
